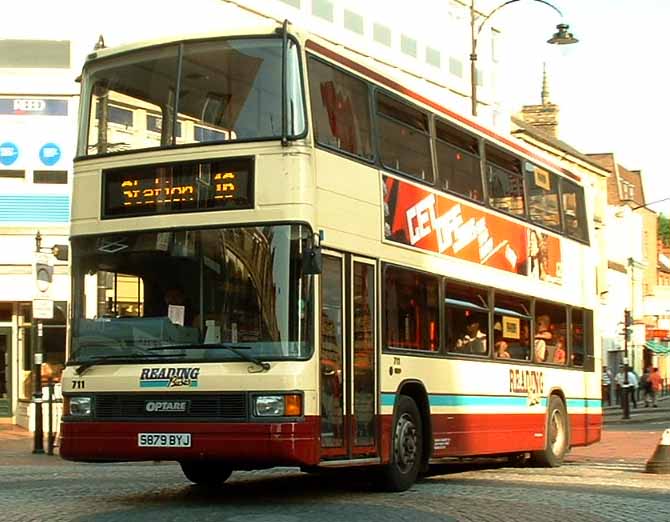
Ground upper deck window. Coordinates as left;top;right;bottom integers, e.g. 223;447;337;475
435;119;482;201
486;144;525;218
308;57;373;160
525;162;561;231
561;179;588;242
376;93;433;183
80;37;306;156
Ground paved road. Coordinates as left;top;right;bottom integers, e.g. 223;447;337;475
1;456;669;522
1;425;669;522
2;399;669;522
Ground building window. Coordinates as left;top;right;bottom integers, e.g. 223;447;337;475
312;0;334;22
343;10;364;35
33;170;68;184
449;57;463;78
193;126;228;143
400;35;417;58
0;40;70;68
147;114;181;137
426;47;441;68
373;23;392;47
0;170;25;179
97;103;133;127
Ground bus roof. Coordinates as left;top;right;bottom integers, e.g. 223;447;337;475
83;20;580;185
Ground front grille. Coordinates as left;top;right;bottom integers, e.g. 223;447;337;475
94;393;248;420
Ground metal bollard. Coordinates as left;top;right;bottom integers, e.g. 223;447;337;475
47;379;54;456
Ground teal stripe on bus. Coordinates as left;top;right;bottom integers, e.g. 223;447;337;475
382;393;601;409
566;398;602;409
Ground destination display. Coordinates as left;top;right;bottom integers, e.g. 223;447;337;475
102;157;253;218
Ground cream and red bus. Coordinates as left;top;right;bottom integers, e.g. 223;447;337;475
60;22;601;491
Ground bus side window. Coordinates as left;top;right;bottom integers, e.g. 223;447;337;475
445;281;489;356
534;301;567;364
384;266;439;352
485;144;525;217
307;57;373;160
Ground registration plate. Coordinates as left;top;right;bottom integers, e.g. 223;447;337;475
138;433;192;448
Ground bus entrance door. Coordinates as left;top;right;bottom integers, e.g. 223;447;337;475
319;253;377;460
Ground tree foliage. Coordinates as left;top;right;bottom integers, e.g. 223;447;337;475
660;214;670;247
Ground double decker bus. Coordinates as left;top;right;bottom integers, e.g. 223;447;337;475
60;21;601;491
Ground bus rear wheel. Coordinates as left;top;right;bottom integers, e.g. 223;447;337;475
531;395;568;467
179;461;233;486
381;395;423;492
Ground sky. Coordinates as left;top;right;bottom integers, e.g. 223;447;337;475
4;0;668;213
493;0;670;214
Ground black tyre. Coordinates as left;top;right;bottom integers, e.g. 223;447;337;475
381;395;423;491
531;395;568;467
180;461;233;486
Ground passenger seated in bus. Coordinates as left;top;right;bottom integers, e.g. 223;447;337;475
505;323;529;360
552;335;566;364
457;319;487;354
534;314;553;362
495;339;511;359
162;286;196;327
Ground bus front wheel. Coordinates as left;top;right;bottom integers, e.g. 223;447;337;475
180;461;233;486
531;395;568;467
381;395;423;491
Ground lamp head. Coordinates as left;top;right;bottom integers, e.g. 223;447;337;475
547;23;578;45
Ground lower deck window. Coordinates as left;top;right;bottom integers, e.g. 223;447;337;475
384;266;438;351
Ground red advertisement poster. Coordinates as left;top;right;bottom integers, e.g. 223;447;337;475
383;176;562;284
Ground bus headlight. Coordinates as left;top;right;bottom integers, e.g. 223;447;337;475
67;396;93;417
253;394;302;417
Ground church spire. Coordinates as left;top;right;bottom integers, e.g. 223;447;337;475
519;63;560;138
541;62;550;105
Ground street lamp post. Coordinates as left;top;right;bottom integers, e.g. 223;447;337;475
469;0;578;117
622;309;631;420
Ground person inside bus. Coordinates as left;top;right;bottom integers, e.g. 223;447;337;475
534;314;553;362
506;322;530;360
495;339;511;359
457;318;487;354
552;335;566;364
493;322;510;358
162;286;196;327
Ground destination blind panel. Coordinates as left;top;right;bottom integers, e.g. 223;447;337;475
102;157;253;218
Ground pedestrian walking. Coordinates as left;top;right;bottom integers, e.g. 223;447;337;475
602;365;613;406
641;367;652;407
615;365;638;409
648;367;662;408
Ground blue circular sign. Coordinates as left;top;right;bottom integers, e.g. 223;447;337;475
39;142;61;166
0;142;19;166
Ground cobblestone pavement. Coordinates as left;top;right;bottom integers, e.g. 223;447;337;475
2;416;670;522
1;433;669;521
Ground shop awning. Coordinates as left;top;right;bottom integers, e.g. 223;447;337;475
645;341;670;354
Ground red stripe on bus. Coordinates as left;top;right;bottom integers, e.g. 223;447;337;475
60;418;321;465
305;40;580;182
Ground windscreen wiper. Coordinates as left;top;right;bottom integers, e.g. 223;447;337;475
150;344;271;372
71;352;186;376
